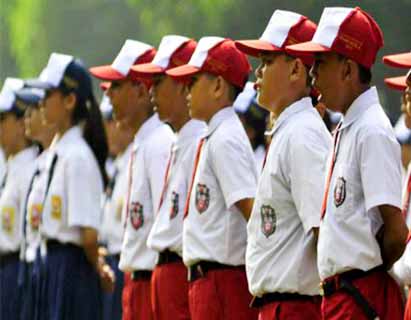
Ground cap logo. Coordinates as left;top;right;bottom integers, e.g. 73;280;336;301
62;76;79;89
339;32;363;51
14;99;27;111
206;57;228;74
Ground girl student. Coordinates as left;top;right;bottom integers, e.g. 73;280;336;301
0;78;39;320
28;53;114;320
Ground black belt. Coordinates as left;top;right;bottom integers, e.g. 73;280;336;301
320;265;384;320
47;239;80;250
188;261;244;282
251;292;321;308
131;270;152;281
0;251;19;266
158;250;182;265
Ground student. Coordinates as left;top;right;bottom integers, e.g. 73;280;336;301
90;39;174;320
233;81;268;172
287;7;407;319
132;34;204;320
99;94;134;320
0;78;38;320
166;37;259;320
235;10;331;320
28;53;114;320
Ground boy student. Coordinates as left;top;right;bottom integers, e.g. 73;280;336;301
287;7;407;319
131;34;205;320
90;39;174;320
235;9;331;320
166;37;259;320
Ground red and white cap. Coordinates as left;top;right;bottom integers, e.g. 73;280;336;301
384;75;407;91
89;39;156;80
131;35;196;76
235;10;316;66
166;37;251;89
286;7;384;69
383;52;411;69
0;78;24;112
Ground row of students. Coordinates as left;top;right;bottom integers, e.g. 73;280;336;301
0;5;410;320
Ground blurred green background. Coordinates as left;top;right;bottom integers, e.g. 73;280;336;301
0;0;410;121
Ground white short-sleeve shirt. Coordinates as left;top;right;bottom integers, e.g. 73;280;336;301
147;119;207;256
183;107;258;267
40;126;104;245
247;97;332;296
100;143;132;255
119;114;175;272
318;87;402;280
24;150;50;262
0;147;38;254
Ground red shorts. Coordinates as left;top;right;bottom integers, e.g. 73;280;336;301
151;261;190;320
188;268;258;320
321;269;404;320
258;298;321;320
122;272;153;320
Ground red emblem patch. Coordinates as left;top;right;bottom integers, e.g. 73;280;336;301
260;205;276;238
334;177;346;207
130;201;144;230
195;183;210;214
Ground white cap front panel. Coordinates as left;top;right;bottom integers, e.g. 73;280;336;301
0;78;24;111
152;35;190;68
260;10;302;48
188;36;225;68
40;53;73;87
112;39;153;76
312;7;353;48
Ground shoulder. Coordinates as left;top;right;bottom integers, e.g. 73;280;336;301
289;109;331;146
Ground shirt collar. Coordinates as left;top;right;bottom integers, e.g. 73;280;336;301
52;125;83;152
8;146;38;170
341;86;380;130
206;106;235;137
133;113;163;147
176;119;207;149
266;97;313;136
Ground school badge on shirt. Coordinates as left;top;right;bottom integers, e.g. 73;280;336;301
170;191;179;219
130;201;144;230
334;177;346;207
2;207;15;233
51;195;62;220
195;183;210;214
261;205;276;238
30;203;43;230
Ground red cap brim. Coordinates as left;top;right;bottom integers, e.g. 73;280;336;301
383;53;411;68
89;65;126;81
100;82;111;91
285;41;331;55
166;64;201;78
235;40;282;57
130;63;165;77
384;76;407;91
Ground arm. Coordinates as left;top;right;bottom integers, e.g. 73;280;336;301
378;205;408;269
81;227;115;292
235;198;254;221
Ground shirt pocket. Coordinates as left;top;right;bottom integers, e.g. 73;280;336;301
331;164;360;220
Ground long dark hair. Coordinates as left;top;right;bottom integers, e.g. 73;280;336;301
59;59;109;187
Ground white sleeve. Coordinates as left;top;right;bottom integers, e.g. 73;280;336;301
359;129;402;211
67;154;103;230
211;136;258;209
289;128;331;233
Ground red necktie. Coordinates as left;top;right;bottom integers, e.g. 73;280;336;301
183;138;206;219
320;122;343;220
157;145;175;212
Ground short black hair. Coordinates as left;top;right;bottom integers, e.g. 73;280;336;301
337;53;372;85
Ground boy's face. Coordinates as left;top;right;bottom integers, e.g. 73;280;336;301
187;73;215;121
106;79;142;121
255;52;291;111
151;74;181;122
310;52;347;112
